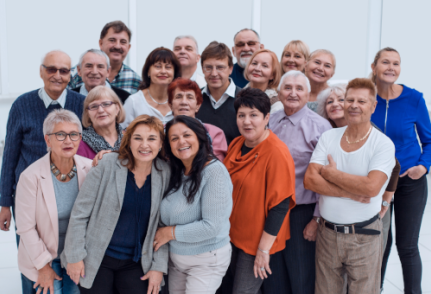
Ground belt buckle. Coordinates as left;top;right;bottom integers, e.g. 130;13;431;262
333;224;349;234
344;226;349;234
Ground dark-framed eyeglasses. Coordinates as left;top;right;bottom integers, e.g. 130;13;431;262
87;101;116;111
48;132;81;141
41;64;71;76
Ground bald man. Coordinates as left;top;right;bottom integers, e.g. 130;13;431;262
0;50;85;294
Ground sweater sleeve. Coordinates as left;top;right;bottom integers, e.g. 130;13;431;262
415;96;431;172
174;164;233;243
0;102;23;207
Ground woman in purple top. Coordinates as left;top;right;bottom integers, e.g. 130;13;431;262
77;85;126;159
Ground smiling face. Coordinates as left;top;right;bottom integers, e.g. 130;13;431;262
168;123;200;167
246;52;274;86
170;88;201;118
40;51;71;99
173;38;200;69
202;57;233;91
325;91;345;126
237;106;269;146
232;30;263;67
279;75;309;114
372;51;401;84
99;28;131;65
305;53;335;84
344;88;377;125
78;52;110;90
45;122;81;159
148;61;175;86
129;124;162;165
281;46;307;73
87;97;120;130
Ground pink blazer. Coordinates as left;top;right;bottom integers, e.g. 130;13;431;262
204;123;228;161
15;153;92;282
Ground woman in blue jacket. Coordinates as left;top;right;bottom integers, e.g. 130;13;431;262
371;47;431;294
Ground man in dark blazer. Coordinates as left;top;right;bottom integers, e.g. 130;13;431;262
72;49;130;104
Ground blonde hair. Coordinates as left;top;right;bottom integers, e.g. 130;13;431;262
308;49;336;70
82;86;125;128
370;47;400;84
244;49;282;90
316;83;347;127
280;40;310;74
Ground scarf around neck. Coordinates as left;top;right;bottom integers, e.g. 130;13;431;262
82;124;123;154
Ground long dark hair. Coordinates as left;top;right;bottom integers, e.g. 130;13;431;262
163;116;216;203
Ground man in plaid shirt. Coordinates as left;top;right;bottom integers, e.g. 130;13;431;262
68;21;141;94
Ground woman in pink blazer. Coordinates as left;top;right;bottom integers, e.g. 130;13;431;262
15;109;92;294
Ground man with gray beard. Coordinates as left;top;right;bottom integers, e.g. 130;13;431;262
230;29;264;88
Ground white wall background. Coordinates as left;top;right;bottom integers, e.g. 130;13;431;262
0;0;430;146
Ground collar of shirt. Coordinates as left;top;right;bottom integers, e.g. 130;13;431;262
278;104;309;126
79;81;112;96
38;87;67;108
202;78;236;108
190;69;198;81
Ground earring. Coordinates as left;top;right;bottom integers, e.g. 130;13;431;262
159;148;162;152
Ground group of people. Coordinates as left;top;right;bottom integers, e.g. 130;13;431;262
0;20;429;294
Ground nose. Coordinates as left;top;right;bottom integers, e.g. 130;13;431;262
288;56;294;62
210;68;218;75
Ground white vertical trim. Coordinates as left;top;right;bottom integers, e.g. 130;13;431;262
0;0;9;95
128;0;138;73
251;0;261;36
365;0;383;77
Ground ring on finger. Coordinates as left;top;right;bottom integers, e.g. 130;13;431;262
260;267;265;271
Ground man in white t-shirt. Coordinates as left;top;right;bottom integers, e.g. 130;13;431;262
173;35;206;88
304;78;395;294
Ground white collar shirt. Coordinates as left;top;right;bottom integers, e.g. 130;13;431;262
202;78;236;110
79;81;111;96
38;87;67;108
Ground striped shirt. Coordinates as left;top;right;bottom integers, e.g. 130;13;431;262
68;63;141;94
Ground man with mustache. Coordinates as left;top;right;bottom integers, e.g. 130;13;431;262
264;71;331;294
173;35;206;88
71;49;130;103
0;50;85;294
68;21;141;94
230;28;264;88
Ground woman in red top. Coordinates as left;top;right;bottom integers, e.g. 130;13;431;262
223;87;296;293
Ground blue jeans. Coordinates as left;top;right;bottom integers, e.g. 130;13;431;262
33;259;80;294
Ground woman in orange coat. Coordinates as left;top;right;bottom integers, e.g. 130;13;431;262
223;87;296;294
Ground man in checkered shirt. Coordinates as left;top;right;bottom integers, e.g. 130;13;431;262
68;21;141;94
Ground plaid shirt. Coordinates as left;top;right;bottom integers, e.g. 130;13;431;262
68;63;141;94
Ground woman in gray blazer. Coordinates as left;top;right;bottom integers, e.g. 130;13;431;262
61;115;170;294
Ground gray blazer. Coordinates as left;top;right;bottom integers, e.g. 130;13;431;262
61;153;170;289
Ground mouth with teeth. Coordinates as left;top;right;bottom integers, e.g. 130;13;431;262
178;146;191;151
312;70;325;78
139;150;152;155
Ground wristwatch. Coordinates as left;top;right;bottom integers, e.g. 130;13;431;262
314;217;321;224
382;200;389;207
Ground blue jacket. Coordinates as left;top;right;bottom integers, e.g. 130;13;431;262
371;85;431;174
0;89;85;206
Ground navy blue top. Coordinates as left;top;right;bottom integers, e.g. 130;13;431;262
106;171;152;262
229;63;248;88
371;85;431;174
0;89;85;206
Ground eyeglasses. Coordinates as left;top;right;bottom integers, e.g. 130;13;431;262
87;101;116;111
48;132;81;141
203;65;228;73
235;41;259;47
41;65;71;76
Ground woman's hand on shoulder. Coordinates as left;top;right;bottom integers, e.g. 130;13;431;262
141;270;163;294
66;260;85;285
92;150;112;167
400;165;427;180
34;263;62;294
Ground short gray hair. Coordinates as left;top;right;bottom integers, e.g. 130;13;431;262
78;49;110;69
173;35;199;52
316;83;347;120
40;50;70;65
278;70;311;92
43;109;82;152
233;28;260;42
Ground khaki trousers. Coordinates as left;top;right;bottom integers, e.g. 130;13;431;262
315;217;383;294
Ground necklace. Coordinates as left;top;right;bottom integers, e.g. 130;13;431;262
345;126;373;144
148;89;168;105
50;162;77;181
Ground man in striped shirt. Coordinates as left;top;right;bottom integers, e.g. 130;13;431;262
68;20;141;94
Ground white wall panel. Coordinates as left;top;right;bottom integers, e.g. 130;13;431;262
381;0;431;106
136;0;252;75
261;0;369;82
5;0;129;95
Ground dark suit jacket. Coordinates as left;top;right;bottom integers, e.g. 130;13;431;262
72;85;130;104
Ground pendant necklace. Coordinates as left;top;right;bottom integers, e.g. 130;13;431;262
148;89;168;105
345;126;373;144
51;162;77;181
